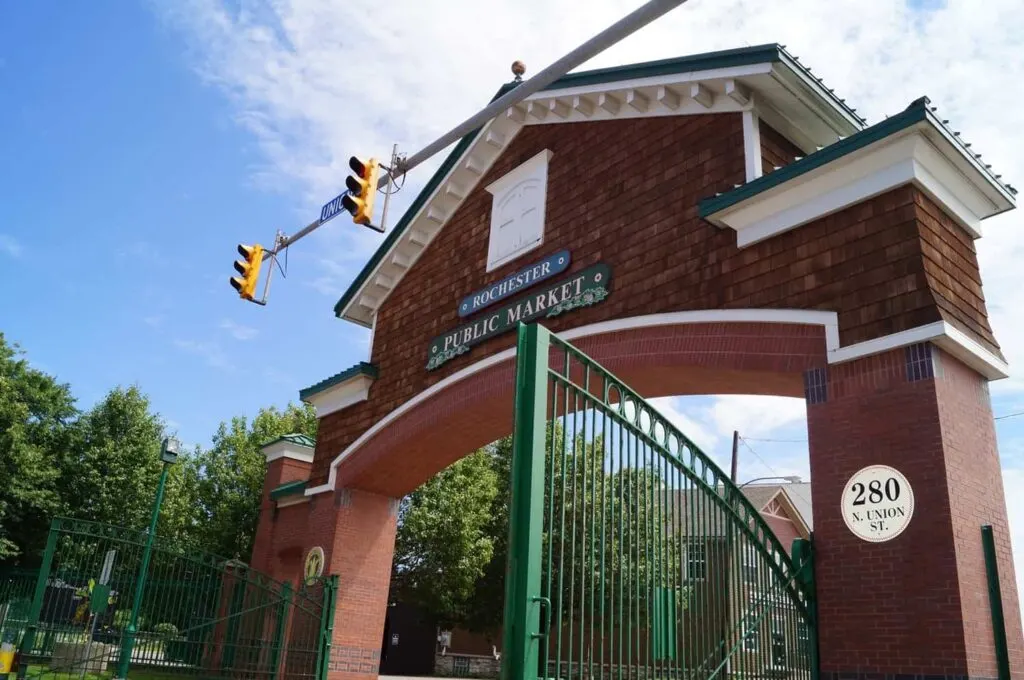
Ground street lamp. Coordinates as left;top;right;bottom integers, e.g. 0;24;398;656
738;475;802;489
115;437;180;680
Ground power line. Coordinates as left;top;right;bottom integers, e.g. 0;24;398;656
737;435;812;508
995;410;1024;421
741;436;808;444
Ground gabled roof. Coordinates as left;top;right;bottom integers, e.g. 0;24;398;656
699;96;1016;219
332;43;866;328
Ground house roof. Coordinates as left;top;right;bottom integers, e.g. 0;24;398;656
666;482;813;539
332;43;866;328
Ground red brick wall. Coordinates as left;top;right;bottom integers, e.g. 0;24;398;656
312;110;995;488
251;457;312;574
760;119;803;174
807;347;1022;676
935;350;1024;675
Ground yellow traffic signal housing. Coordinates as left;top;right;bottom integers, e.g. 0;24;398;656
341;156;380;226
230;243;264;301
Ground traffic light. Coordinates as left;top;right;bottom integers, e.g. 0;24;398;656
341;156;380;226
230;243;264;301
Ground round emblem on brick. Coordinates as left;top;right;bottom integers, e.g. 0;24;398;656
304;546;325;584
841;465;914;543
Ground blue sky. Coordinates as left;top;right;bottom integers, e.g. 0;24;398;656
1;0;1022;496
0;2;369;443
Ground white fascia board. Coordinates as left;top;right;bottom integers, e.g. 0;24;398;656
305;308;840;496
263;440;314;464
304;374;376;419
710;126;1006;248
827;320;1008;380
769;63;864;137
339;119;523;327
527;63;772;103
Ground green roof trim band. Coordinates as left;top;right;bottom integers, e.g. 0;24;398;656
262;433;316;450
269;479;307;501
699;96;1014;219
699;98;927;217
299;362;379;402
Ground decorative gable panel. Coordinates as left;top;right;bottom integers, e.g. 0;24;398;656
485;149;553;272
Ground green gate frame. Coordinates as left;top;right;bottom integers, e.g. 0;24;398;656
15;518;338;680
502;322;819;680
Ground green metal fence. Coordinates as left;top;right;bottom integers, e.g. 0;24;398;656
12;518;337;680
502;323;817;680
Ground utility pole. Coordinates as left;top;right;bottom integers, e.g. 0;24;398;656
730;430;739;483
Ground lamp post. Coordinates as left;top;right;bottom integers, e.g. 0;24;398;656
115;437;180;680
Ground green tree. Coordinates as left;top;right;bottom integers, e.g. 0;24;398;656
192;403;317;560
0;333;78;563
60;385;170;530
391;449;500;627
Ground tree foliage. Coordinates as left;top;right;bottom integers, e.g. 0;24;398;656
391;449;500;626
0;333;77;562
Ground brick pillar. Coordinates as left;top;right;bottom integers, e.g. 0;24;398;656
806;344;1024;678
252;436;314;575
325;488;399;680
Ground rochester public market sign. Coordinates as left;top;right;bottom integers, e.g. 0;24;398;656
840;464;915;542
427;258;611;371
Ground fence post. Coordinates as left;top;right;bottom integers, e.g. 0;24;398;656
501;322;550;680
16;521;60;680
115;452;173;679
269;581;292;680
981;524;1011;680
315;576;339;680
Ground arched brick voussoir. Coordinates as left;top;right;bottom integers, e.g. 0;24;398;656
331;319;829;498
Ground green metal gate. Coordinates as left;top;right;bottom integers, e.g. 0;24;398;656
14;518;337;680
502;323;817;680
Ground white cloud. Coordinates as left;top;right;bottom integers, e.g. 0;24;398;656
173;338;234;370
160;0;1024;620
220;318;259;341
0;234;23;258
143;315;164;328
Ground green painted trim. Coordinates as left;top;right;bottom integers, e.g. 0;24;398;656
299;361;379;402
699;98;929;218
982;524;1011;680
333;83;518;321
270;479;308;500
700;95;1015;219
262;433;316;450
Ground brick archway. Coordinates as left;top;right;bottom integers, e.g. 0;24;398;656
325;313;829;497
252;44;1022;680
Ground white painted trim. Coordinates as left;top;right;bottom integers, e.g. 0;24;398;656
708;123;1013;248
303;374;375;419
338;59;865;328
306;309;840;496
828;320;1008;380
276;495;312;509
742;109;763;183
528;64;773;103
262;440;314;464
367;313;377;362
307;309;1006;496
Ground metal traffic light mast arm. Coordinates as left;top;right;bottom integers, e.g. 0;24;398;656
266;0;690;257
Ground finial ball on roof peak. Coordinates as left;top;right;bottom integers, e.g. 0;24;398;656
511;60;526;79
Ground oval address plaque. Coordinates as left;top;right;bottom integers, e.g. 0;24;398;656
841;464;915;543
